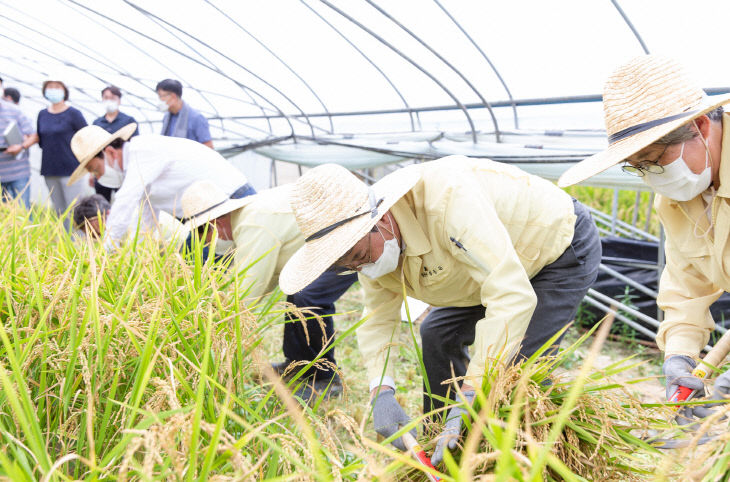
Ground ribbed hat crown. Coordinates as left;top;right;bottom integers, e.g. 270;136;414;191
181;180;228;220
289;164;369;239
603;55;704;137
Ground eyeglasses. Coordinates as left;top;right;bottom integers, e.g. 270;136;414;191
621;162;665;176
333;232;374;274
621;145;669;177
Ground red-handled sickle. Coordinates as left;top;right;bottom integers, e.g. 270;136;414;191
402;432;441;481
668;329;730;405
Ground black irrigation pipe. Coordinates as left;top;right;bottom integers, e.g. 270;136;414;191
318;0;478;143
299;0;416;132
205;0;334;134
364;0;500;142
432;0;519;130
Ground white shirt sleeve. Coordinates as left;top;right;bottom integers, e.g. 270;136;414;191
104;148;168;245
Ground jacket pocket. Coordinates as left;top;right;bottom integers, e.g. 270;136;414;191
516;244;541;262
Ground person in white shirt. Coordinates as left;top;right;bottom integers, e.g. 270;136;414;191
67;123;254;247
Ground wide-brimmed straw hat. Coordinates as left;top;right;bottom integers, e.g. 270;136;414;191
279;163;421;295
68;123;137;185
557;56;730;188
181;180;256;229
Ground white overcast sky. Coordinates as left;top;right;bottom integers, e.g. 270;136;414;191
1;0;728;137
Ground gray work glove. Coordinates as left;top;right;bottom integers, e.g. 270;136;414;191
371;388;416;452
709;369;730;402
663;355;706;424
431;390;475;466
690;369;730;419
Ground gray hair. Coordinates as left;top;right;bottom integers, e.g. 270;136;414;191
655;106;724;145
73;194;110;228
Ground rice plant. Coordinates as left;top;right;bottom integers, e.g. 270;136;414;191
565;186;660;237
0;200;703;480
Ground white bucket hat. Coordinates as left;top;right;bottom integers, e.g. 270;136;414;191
68;123;137;186
557;55;730;188
181;180;257;229
279;163;422;295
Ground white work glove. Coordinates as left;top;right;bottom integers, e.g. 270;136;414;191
371;388;416;451
431;390;475;466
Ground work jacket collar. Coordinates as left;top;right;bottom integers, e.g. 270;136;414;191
390;197;431;257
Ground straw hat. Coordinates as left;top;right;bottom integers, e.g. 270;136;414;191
557;56;730;188
68;123;137;185
279;163;421;294
181;180;256;229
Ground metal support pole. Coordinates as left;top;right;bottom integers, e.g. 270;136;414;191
583;295;658;340
611;188;619;235
598;264;658;299
631;191;641;227
588;289;661;330
657;226;666;323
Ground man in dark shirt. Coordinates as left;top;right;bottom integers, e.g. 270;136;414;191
92;85;138;201
156;79;213;148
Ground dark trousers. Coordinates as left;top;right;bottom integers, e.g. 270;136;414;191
421;199;601;414
284;269;358;381
94;179;116;202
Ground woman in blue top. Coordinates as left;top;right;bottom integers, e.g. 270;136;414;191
25;78;88;215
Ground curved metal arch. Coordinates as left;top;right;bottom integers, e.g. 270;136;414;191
59;0;273;138
0;33;116;118
123;0;319;139
364;0;500;142
129;8;323;140
129;9;318;140
204;0;335;134
610;0;650;54
182;86;333;136
0;71;98;116
0;37;268;142
432;0;519;129
300;0;416;132
0;17;265;141
318;0;478;142
66;0;297;139
0;9;155;126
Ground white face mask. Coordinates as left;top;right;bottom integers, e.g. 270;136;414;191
102;99;119;114
157;100;169;112
641;140;712;202
214;237;235;255
96;154;125;189
359;219;401;279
